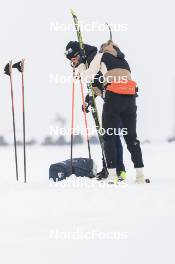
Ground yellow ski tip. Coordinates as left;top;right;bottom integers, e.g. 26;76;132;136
70;9;75;16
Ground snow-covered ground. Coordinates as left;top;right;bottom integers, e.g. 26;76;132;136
0;142;175;264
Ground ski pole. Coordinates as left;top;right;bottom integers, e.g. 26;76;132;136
105;22;113;41
4;61;19;181
79;77;91;160
12;59;27;183
70;65;76;174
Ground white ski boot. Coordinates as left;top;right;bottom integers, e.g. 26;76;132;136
108;168;118;185
136;168;145;184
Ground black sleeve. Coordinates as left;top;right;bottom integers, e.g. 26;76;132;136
116;47;125;59
112;46;125;59
92;71;104;93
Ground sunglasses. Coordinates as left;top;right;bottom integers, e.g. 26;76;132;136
64;48;73;56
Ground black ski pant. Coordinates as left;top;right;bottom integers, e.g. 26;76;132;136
102;91;144;169
115;132;125;174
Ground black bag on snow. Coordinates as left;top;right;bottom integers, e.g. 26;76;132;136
49;158;97;182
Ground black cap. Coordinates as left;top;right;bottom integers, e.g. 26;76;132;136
65;41;80;60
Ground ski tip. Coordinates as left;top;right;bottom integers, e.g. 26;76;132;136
70;9;75;16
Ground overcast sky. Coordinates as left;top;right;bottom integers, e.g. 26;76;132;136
0;0;175;142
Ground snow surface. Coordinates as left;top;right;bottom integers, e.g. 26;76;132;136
0;142;175;264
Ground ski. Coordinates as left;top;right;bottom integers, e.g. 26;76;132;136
4;61;19;181
70;9;108;175
13;59;27;183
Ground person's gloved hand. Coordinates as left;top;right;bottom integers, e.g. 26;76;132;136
82;94;94;113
